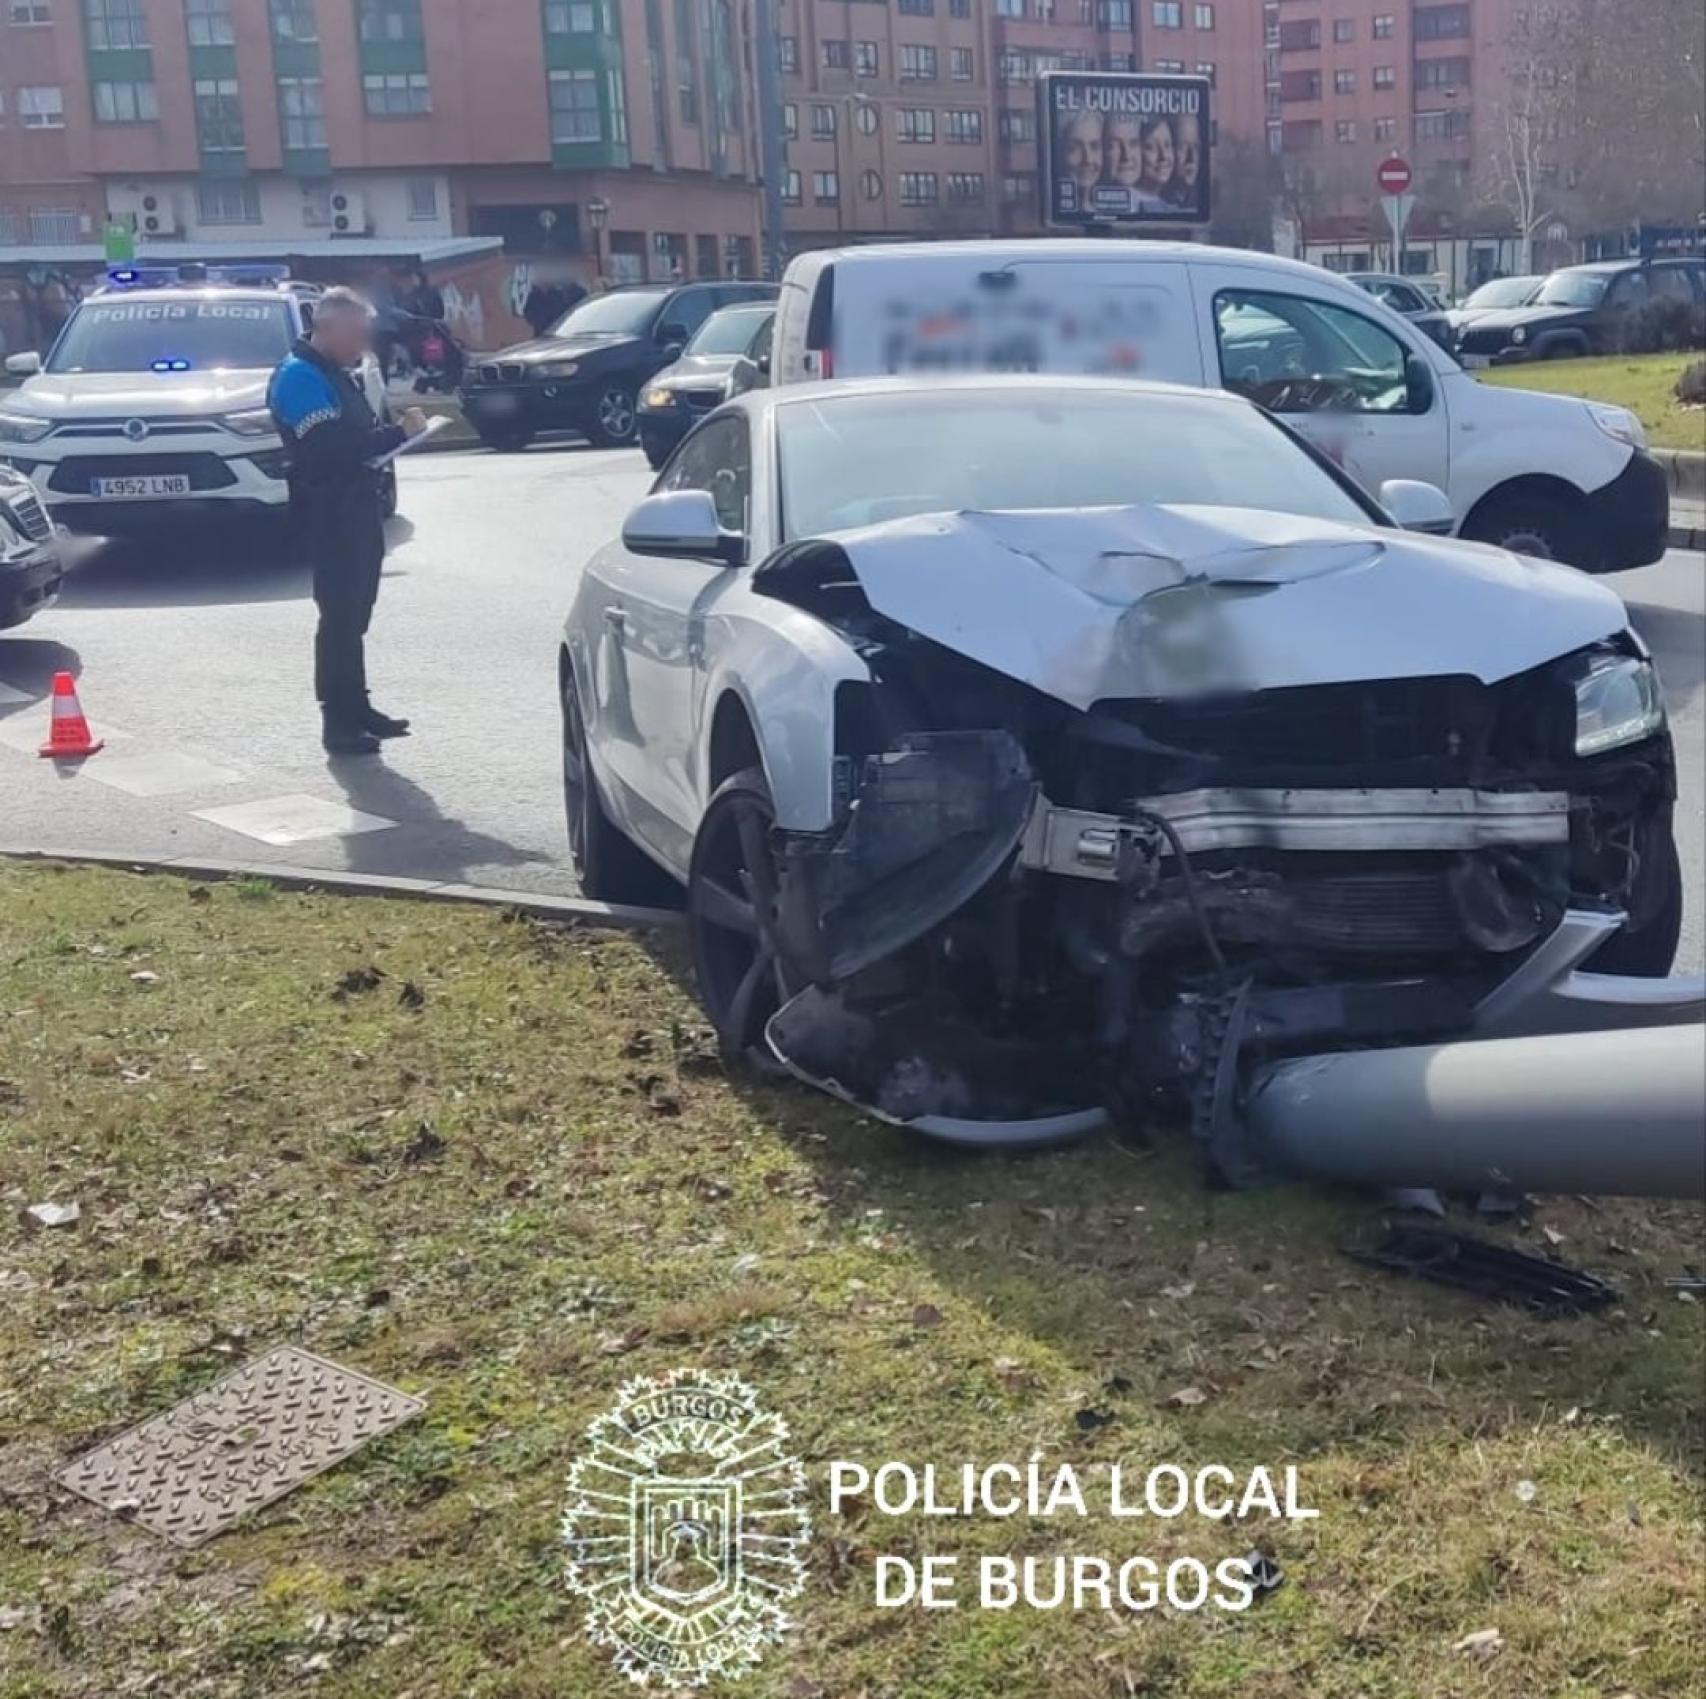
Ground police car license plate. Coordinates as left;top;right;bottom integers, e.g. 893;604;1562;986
91;474;192;499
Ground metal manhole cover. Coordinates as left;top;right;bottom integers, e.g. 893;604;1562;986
55;1347;425;1547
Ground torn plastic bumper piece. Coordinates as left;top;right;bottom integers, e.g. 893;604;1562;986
1347;1225;1619;1312
776;729;1037;985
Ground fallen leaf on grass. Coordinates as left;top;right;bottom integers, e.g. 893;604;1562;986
1166;1385;1208;1408
128;970;159;986
1075;1407;1115;1432
23;1202;80;1229
910;1304;944;1328
0;1606;32;1631
1160;1281;1196;1300
992;1357;1031;1394
402;1123;446;1165
331;965;386;1001
599;1327;648;1356
1452;1627;1504;1658
398;981;426;1012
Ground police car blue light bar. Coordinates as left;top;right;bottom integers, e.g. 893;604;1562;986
102;263;293;291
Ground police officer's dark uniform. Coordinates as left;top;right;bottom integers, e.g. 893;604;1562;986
267;336;407;755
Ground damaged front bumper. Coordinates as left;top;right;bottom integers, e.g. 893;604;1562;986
763;731;1704;1190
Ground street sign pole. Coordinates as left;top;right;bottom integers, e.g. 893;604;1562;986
1382;192;1415;271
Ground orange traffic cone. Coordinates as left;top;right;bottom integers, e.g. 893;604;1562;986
38;671;104;759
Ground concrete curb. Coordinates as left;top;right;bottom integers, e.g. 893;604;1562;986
0;845;684;930
1669;522;1704;553
1654;448;1705;505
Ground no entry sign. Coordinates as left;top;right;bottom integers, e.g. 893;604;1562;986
1376;155;1413;195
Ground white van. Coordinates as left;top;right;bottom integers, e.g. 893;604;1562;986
772;241;1668;573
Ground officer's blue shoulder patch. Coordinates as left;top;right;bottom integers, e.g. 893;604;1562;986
268;358;341;434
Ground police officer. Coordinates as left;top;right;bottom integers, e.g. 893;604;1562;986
267;288;427;756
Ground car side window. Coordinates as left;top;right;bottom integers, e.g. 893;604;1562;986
659;415;750;536
1647;267;1694;307
1607;272;1649;312
659;289;715;345
749;316;774;361
1215;289;1419;416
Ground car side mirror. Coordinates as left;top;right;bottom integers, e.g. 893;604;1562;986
1379;479;1455;535
726;354;760;395
4;352;42;377
1403;352;1435;412
622;489;745;566
658;321;688;349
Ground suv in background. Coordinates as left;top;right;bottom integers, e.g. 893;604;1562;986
1455;258;1706;364
0;266;396;537
1344;272;1455;349
461;280;776;452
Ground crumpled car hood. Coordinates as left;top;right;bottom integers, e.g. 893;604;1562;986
812;505;1627;709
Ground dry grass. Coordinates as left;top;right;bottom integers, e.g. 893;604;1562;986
0;863;1701;1699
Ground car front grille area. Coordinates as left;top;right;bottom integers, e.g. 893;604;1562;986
47;454;237;495
1;486;52;544
681;387;725;412
476;362;530;385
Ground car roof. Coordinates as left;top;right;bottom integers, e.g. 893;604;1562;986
737;372;1248;419
81;286;298;307
704;301;774;317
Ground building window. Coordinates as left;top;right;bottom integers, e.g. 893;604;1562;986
896;107;935;143
900;43;938;81
269;0;317;43
945;108;982;143
1334;69;1355;94
812;170;839;203
677;53;698;125
84;0;147;49
996;0;1022;15
1193;2;1214;26
1335;118;1356;142
946;171;984;203
861;168;883;199
951;0;969;14
1332;17;1354;42
194;78;243;150
778;35;797;72
1415;3;1470;39
898;0;933;11
185;0;234;47
406;177;438;219
998;108;1034;142
1373;65;1395;89
196;180;260;225
8;1;52;21
1372;13;1394;38
821;38;849;69
93;79;157;122
1373;114;1396;140
363;70;431;115
854;40;878;76
544;0;603;30
1153;58;1183;72
278;77;325;148
547;68;600;141
950;46;973;80
1196;61;1216;82
811;102;834;138
1098;1;1133;25
780;100;797;138
1414;107;1470;140
1002;172;1033;202
1415;57;1469;91
781;168;801;205
898;171;938;205
1101;51;1136;69
357;0;422;43
18;85;65;128
1151;1;1181;27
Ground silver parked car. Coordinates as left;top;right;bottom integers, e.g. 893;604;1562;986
559;376;1681;1146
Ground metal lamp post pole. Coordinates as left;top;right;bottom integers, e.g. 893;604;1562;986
754;0;786;280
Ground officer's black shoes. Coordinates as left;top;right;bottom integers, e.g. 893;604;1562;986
362;705;412;738
322;715;382;757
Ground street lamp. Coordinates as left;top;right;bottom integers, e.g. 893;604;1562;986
586;195;609;284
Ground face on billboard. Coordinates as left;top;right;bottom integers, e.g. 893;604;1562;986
1042;75;1210;224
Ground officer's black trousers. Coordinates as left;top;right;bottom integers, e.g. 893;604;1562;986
308;501;385;723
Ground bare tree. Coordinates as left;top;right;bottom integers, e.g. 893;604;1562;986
1478;1;1574;271
1208;134;1279;252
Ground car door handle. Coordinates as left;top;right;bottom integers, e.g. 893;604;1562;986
603;607;628;630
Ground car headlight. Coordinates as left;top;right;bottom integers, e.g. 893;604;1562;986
0;410;52;444
1573;652;1666;756
1586;401;1647;449
536;361;580;380
1510;325;1528;345
644;387;677;409
222;407;277;438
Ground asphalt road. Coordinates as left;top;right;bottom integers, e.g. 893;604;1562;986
1;449;1702;971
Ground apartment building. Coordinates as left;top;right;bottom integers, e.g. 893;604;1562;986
775;0;1266;244
0;0;762;284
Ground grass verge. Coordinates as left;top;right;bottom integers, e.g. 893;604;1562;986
1480;352;1706;453
1;864;1701;1699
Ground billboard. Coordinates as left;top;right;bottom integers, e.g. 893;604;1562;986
1037;72;1213;227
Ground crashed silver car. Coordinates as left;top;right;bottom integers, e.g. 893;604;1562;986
560;377;1698;1183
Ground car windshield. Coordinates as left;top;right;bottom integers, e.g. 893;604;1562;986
1464;277;1540;308
777;388;1379;541
550;289;669;337
687;310;770;356
47;297;295;373
1536;272;1610;308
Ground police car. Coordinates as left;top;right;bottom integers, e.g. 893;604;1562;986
0;265;395;538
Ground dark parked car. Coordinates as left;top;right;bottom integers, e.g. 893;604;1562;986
461;280;776;451
1344;272;1455;349
1456;259;1706;365
638;303;774;469
1442;274;1543;346
0;465;63;632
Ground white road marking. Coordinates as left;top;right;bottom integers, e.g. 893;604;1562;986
84;749;243;798
192;793;397;847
